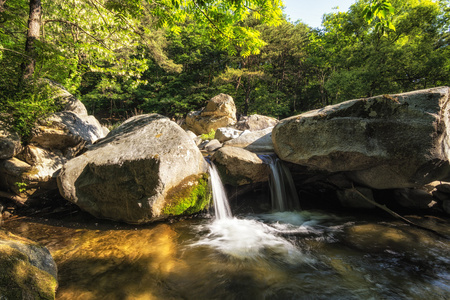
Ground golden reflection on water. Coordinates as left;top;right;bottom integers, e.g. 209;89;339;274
53;224;182;300
2;212;450;300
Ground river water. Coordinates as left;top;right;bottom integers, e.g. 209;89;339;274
3;208;450;300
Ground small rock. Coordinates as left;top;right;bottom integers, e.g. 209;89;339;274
204;139;222;152
235;114;279;131
214;127;243;143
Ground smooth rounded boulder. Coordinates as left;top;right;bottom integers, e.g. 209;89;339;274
273;87;450;189
58;114;210;224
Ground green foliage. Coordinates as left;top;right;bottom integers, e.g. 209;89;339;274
200;129;216;141
363;0;396;35
0;82;63;142
1;0;449;130
14;182;28;193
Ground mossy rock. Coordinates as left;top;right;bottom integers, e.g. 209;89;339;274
0;230;58;299
162;174;211;216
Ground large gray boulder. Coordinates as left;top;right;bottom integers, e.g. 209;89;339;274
58;114;210;224
273;87;450;189
0;229;58;299
186;94;237;135
211;146;270;186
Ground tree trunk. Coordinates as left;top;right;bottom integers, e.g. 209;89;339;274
22;0;42;82
244;83;251;115
0;0;6;13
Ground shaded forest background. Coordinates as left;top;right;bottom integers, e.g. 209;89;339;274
1;0;449;132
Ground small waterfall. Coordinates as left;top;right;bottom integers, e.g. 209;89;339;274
208;162;233;220
259;154;301;211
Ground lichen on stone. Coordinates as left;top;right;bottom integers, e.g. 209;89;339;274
162;174;211;216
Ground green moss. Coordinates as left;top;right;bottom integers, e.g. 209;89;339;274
0;245;57;300
162;174;211;216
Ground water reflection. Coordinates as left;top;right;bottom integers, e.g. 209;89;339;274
2;210;449;299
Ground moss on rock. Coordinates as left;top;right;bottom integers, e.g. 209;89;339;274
0;242;57;300
162;173;211;216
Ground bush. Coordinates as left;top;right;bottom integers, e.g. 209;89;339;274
200;129;215;141
0;82;63;142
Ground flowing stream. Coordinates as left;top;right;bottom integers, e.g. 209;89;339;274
2;166;450;299
259;154;301;211
208;163;232;220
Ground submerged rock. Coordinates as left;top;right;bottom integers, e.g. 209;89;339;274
273;87;450;189
0;229;58;299
58;114;210;224
186;94;237;135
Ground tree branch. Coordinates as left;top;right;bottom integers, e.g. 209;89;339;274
0;47;33;60
193;1;231;40
351;185;449;239
44;19;110;50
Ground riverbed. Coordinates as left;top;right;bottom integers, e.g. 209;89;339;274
3;208;449;299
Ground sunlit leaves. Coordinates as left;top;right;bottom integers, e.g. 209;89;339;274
123;0;285;57
362;0;396;35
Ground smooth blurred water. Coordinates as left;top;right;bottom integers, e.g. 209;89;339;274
3;210;450;300
258;154;300;211
208;163;232;220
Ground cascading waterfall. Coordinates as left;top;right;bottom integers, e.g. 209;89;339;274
208;162;232;220
200;159;306;263
259;154;301;211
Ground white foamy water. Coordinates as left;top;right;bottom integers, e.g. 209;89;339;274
256;211;350;241
192;217;316;265
208;163;232;220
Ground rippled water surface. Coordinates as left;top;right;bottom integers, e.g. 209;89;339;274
3;210;450;299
